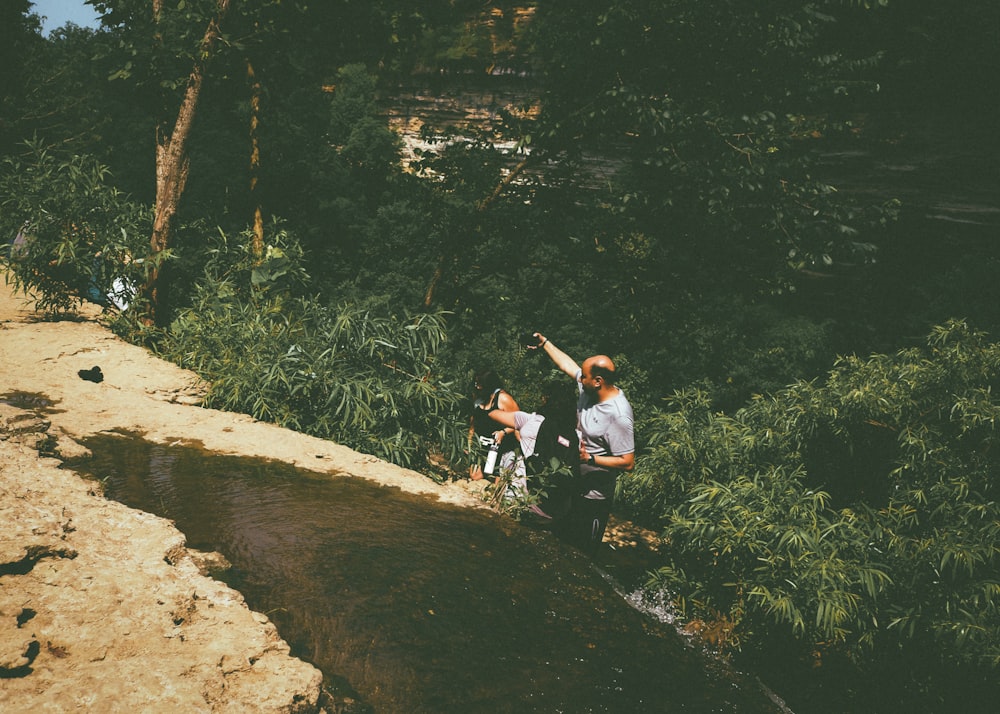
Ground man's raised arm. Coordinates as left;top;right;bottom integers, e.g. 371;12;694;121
531;333;580;378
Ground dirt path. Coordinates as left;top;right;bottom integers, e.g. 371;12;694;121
0;281;480;712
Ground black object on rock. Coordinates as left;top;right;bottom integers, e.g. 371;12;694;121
78;366;104;383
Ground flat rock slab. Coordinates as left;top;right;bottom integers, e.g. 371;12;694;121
0;437;322;712
0;278;483;711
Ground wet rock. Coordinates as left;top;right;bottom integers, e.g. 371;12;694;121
188;548;233;577
0;439;323;711
51;427;92;461
1;410;50;437
0;612;39;674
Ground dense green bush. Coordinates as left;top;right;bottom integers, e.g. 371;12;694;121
627;321;1000;669
0;140;151;314
154;228;467;472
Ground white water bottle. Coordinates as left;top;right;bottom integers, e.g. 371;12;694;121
483;439;500;475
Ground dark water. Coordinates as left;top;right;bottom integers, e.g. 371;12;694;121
77;434;783;714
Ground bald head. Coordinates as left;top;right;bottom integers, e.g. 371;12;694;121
581;355;618;398
584;355;617;383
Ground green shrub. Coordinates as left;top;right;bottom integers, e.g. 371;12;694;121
156;228;466;472
632;320;1000;668
0;140;151;314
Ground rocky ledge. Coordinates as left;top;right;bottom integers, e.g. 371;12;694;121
0;406;323;712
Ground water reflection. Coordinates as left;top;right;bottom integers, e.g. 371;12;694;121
78;435;782;714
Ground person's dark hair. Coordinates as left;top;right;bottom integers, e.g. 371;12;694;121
538;380;578;434
473;368;502;395
591;363;616;386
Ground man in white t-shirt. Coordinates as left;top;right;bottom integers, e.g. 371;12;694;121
529;333;635;554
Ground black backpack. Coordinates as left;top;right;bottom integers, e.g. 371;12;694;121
524;416;580;518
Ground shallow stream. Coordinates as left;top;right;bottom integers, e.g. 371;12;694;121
77;434;783;714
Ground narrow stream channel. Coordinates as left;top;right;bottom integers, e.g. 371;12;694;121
76;434;785;714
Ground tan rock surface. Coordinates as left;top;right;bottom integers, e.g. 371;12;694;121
0;284;479;506
0;280;480;712
0;438;321;712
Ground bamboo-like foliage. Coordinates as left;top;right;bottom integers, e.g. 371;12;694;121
629;321;1000;669
155;229;466;472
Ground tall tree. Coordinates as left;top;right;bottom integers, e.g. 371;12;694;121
0;1;43;155
527;0;890;273
145;0;230;323
88;0;431;320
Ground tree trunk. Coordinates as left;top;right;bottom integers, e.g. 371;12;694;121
143;0;232;324
248;58;264;261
